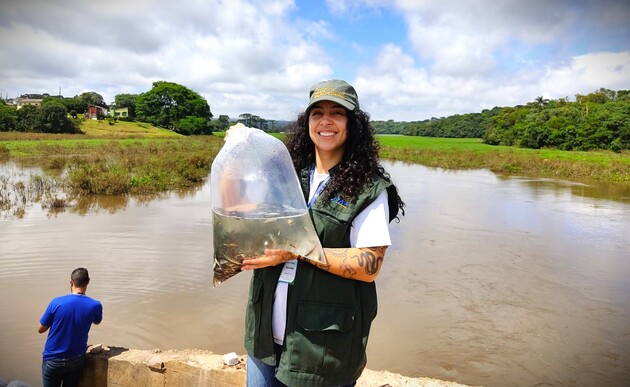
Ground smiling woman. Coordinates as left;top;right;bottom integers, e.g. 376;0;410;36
240;79;405;387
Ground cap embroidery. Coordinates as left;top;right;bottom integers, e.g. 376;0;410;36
311;87;347;100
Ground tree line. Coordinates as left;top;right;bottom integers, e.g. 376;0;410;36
0;99;80;134
372;88;629;152
0;91;114;134
2;84;629;151
0;81;292;136
373;109;498;138
483;89;629;151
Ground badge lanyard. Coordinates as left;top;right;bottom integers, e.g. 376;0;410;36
307;164;331;209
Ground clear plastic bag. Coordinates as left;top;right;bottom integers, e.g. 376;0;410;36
210;124;326;287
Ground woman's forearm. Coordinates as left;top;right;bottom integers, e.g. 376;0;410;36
241;246;388;282
304;246;387;282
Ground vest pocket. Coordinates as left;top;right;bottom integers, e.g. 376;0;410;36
298;302;355;332
312;210;351;247
290;301;357;373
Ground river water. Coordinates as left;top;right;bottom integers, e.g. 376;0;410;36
0;161;628;387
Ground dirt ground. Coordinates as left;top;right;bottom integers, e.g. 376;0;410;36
88;345;474;387
358;368;473;387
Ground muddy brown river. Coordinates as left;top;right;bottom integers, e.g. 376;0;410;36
1;161;628;386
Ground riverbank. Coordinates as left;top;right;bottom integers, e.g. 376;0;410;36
2;130;628;187
1;129;629;217
79;345;476;387
376;135;630;183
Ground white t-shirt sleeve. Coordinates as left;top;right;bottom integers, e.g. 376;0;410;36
350;190;391;248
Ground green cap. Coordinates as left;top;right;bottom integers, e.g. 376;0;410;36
307;79;359;111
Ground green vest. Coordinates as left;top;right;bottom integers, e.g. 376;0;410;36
244;165;397;386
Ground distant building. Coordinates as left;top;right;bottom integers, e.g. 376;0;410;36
86;104;108;119
15;93;63;109
110;107;129;118
16;94;44;110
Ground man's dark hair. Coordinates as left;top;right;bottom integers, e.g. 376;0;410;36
71;268;90;287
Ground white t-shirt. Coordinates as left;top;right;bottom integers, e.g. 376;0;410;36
272;171;391;344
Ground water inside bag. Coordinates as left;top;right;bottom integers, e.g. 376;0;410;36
210;125;326;286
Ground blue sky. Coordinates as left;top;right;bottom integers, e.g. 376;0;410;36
1;0;629;121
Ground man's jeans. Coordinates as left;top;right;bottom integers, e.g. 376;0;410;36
42;355;86;387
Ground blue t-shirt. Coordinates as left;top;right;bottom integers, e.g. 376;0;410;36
40;293;103;360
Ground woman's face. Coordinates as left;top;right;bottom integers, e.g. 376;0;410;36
308;100;348;160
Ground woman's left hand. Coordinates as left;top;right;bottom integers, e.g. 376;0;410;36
241;249;298;270
224;122;247;142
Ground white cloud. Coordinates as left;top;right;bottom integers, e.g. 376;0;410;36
396;0;576;77
350;43;630;121
0;0;334;118
541;52;630;99
335;0;630;120
0;0;629;122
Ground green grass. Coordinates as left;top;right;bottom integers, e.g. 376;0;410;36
80;119;181;138
377;135;628;163
376;135;630;182
210;132;629;182
378;135;488;151
2;126;629;185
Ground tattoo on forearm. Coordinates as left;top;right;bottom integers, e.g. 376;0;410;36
313;261;331;272
352;247;384;275
325;247;385;278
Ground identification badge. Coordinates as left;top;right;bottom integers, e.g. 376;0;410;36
278;260;298;284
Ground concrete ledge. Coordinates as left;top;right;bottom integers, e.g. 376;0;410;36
81;347;246;387
80;346;472;387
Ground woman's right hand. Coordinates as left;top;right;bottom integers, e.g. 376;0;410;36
241;249;298;270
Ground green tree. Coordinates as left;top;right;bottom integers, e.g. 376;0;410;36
373;120;409;134
114;93;139;118
533;96;549;109
576;90;610;105
79;91;106;107
483;106;529;145
175;116;212;135
616;90;630;101
38;100;78;133
60;97;88;114
0;104;18;131
238;113;264;129
16;105;40;132
482;90;629;151
218;115;230;125
136;81;212;131
208;115;231;132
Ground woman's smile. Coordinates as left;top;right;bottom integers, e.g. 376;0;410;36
317;131;337;137
309;100;348;165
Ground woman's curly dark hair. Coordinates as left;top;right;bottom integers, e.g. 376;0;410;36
285;107;405;221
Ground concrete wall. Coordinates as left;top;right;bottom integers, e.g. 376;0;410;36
80;347;245;387
80;346;473;387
